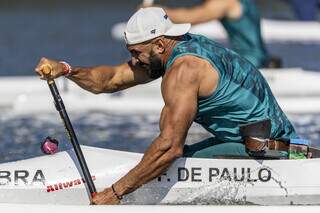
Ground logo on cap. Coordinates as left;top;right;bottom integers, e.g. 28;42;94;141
164;14;168;19
150;29;156;34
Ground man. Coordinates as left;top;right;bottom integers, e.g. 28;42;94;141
145;0;280;68
35;7;297;205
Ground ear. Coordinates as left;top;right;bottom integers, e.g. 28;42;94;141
153;38;165;54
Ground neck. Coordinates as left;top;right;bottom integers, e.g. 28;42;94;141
162;36;183;68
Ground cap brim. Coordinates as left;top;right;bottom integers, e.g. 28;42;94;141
164;23;191;37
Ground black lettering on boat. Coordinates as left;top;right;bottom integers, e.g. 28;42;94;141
178;167;189;181
234;168;245;181
208;167;272;183
191;168;202;182
247;168;258;182
0;170;45;186
209;168;219;182
14;170;29;185
220;168;232;181
32;170;46;185
258;168;271;182
0;171;11;185
157;173;167;182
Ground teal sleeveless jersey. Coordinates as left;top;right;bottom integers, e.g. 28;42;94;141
220;0;268;68
165;33;297;143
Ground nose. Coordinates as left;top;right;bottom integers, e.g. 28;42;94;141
131;56;139;66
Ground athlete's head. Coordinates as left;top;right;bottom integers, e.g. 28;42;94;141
125;7;191;79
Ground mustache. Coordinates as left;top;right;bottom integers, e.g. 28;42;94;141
139;62;150;69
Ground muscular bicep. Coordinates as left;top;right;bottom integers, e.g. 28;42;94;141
101;61;153;92
159;94;197;146
159;64;199;148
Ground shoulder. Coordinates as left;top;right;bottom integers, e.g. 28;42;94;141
166;55;214;80
162;55;213;93
165;56;204;83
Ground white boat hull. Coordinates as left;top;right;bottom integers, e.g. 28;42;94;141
1;146;320;205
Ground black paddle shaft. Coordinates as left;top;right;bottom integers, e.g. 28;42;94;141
47;79;97;198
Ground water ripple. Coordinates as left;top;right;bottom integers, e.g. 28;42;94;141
0;111;319;163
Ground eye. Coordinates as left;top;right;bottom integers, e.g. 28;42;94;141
130;50;141;56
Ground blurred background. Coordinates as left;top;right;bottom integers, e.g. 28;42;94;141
0;0;320;163
0;0;319;76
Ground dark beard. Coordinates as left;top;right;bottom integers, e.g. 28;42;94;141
146;51;165;79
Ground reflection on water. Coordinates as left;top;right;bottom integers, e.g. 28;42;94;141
0;111;319;163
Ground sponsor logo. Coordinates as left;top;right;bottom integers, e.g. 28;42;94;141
150;29;156;34
0;170;46;186
46;176;96;193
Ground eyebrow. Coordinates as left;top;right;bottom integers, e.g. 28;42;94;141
129;49;141;54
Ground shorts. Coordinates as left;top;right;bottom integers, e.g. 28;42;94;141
183;137;250;158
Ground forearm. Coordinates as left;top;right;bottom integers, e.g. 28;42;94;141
113;136;182;196
164;7;203;24
66;65;116;94
163;1;229;24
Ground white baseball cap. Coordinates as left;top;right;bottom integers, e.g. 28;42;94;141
124;7;191;45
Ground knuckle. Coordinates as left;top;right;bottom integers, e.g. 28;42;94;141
41;58;48;64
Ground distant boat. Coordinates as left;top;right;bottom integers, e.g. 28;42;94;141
1;68;320;114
